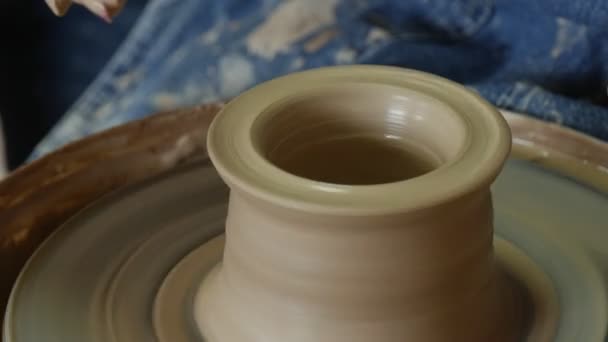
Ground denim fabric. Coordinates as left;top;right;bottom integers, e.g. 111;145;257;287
30;0;608;159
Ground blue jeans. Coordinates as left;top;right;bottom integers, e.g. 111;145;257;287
28;0;608;160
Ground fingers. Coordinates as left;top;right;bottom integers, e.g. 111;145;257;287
45;0;73;16
75;0;113;22
45;0;127;22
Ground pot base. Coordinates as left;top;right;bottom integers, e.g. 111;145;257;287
4;158;607;342
194;240;528;342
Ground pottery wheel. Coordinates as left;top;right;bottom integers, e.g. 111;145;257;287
4;134;608;341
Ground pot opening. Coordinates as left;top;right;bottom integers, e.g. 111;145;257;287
252;84;467;185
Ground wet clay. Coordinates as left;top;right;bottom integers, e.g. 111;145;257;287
196;66;525;341
270;135;438;185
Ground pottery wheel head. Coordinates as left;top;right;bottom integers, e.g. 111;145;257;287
3;67;608;342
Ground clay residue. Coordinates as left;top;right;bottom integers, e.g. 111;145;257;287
366;27;391;44
516;84;541;111
152;83;219;112
334;48;356;64
246;0;340;59
218;54;254;97
304;29;338;53
114;69;142;91
94;103;114;120
546;110;564;124
153;93;181;110
551;17;586;59
160;135;201;167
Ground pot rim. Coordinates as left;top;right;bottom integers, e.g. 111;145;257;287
208;65;511;215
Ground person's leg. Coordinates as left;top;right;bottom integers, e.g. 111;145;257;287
24;0;608;162
0;0;146;169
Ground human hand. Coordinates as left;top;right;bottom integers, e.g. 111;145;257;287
45;0;126;22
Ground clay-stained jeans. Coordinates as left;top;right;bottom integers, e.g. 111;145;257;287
30;0;608;159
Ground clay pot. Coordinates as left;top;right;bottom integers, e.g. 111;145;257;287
195;66;524;341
